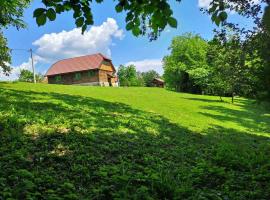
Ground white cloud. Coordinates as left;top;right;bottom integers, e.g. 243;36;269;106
165;28;171;33
0;55;42;81
0;18;124;81
198;0;212;9
198;0;260;9
33;18;124;63
125;59;163;75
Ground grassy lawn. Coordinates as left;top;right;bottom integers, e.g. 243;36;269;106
0;82;270;199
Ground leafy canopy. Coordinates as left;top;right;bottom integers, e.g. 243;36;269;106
18;69;43;83
206;36;248;102
0;0;31;29
163;33;209;92
163;31;270;101
0;0;30;74
0;33;11;75
117;65;141;86
34;0;269;40
34;0;180;40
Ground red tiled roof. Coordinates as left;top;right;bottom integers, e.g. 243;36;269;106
46;53;112;76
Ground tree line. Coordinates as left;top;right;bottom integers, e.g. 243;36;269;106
18;69;44;83
117;65;160;87
17;67;161;87
163;32;270;102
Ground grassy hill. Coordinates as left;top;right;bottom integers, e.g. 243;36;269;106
0;82;270;199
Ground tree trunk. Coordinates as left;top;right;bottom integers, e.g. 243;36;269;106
220;96;223;102
232;92;234;104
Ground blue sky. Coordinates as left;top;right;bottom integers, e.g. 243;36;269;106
1;0;257;80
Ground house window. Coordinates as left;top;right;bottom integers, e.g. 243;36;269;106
55;75;61;82
88;70;95;77
74;72;81;80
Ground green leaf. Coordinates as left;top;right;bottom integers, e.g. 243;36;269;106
73;10;82;18
152;12;162;25
33;8;46;18
132;26;141;36
82;6;90;13
214;17;221;26
211;11;218;23
115;4;123;13
125;12;133;22
159;17;167;29
46;8;56;21
168;17;177;28
144;5;155;14
209;4;218;13
164;8;173;16
36;13;47;26
134;17;140;26
73;4;81;13
219;2;225;10
63;2;72;11
55;4;64;13
85;16;93;25
75;17;84;27
126;22;134;31
219;11;228;21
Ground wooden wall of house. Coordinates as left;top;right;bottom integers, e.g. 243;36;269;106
152;80;165;88
98;70;117;83
100;64;114;72
98;70;109;83
98;62;115;82
48;70;99;85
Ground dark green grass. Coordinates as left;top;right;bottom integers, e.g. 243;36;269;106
0;82;270;199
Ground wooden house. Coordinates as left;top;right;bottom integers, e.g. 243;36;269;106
152;78;165;88
45;53;118;86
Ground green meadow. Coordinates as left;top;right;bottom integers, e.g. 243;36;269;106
0;82;270;199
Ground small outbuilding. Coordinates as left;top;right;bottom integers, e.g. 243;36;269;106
152;78;165;88
45;53;118;86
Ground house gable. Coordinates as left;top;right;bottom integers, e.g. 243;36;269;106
99;60;115;72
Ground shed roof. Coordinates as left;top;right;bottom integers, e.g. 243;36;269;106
46;53;113;76
153;78;165;83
